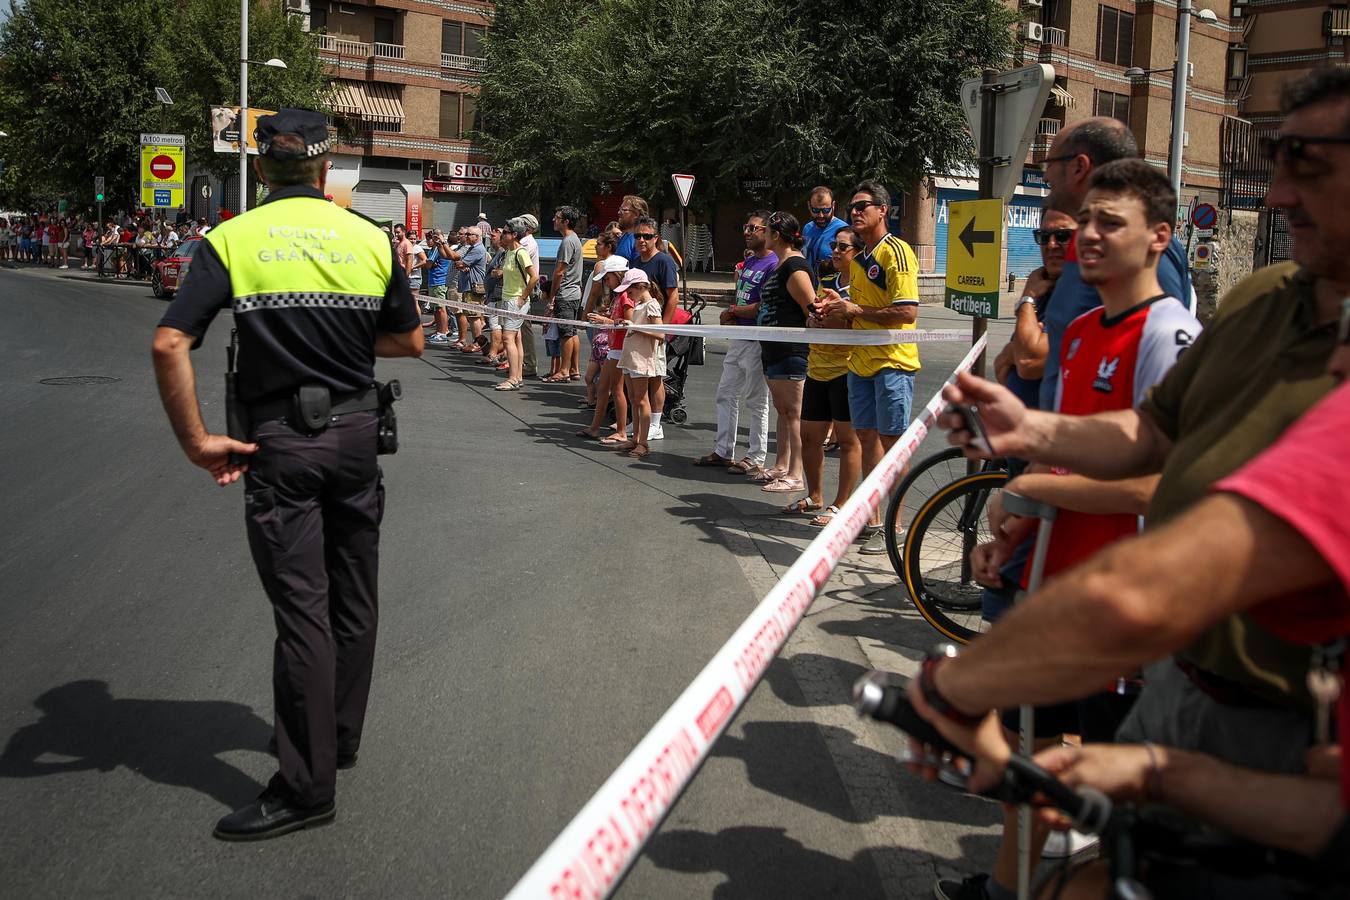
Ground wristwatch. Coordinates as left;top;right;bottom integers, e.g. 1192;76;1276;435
1015;295;1038;314
918;643;986;727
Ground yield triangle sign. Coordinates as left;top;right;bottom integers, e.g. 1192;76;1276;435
671;173;695;207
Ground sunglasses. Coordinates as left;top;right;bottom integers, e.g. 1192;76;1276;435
634;232;657;240
809;205;833;215
1032;228;1074;246
742;224;767;233
831;241;859;252
848;200;881;213
1260;134;1350;169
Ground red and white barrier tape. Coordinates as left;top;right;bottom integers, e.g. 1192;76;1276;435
425;296;970;346
503;336;988;900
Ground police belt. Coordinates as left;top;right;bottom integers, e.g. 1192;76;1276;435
247;385;380;427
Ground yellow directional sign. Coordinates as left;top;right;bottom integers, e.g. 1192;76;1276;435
944;199;1004;318
140;133;186;209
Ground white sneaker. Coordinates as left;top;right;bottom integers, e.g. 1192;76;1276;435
647;424;664;441
1042;829;1099;859
58;264;69;269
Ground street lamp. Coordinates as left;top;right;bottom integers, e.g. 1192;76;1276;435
238;0;288;213
1168;0;1219;199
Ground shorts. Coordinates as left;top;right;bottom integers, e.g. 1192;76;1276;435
501;298;528;333
763;355;808;381
554;296;581;337
545;339;561;357
462;291;485;317
801;375;850;423
607;348;622;361
429;284;448;301
847;367;915;436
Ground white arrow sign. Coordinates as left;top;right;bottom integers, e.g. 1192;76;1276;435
671;173;695;208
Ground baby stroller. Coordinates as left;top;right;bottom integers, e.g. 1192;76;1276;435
661;292;707;425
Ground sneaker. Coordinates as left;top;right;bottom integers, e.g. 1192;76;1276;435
647;424;665;441
58;264;68;269
934;873;990;900
427;332;451;345
858;527;889;556
1042;828;1099;859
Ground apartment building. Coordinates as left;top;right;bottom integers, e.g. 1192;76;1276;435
298;0;507;233
901;0;1236;289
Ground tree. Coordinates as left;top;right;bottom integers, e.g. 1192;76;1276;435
476;0;1017;209
0;0;328;210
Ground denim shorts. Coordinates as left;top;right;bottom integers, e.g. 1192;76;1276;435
763;355;808;381
545;339;561;357
847;367;915;435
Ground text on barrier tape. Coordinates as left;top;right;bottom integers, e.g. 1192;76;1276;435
503;335;988;900
423;296;970;346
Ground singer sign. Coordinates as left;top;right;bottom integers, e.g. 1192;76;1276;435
426;161;503;195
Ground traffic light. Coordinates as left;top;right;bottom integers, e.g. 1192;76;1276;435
94;175;105;202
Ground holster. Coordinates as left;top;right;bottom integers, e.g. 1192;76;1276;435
376;380;402;455
294;384;332;432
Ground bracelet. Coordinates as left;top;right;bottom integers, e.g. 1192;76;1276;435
918;652;986;728
1142;741;1163;802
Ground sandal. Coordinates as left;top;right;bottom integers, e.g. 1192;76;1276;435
810;505;841;527
576;429;601;440
599;433;628;445
783;497;823;515
627;446;651;458
610;440;638;452
762;476;805;493
569;374;582;382
823;441;840;453
578;399;597;408
496;363;510;371
749;466;787;484
493;379;522;392
692;452;733;467
725;457;761;474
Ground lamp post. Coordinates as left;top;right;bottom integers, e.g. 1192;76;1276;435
238;0;287;213
1163;0;1218;199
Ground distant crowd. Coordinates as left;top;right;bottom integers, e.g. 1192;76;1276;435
0;212;223;275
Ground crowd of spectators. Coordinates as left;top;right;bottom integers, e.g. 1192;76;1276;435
0;212;217;276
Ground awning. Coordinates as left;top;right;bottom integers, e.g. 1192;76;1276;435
1051;85;1075;108
329;79;404;124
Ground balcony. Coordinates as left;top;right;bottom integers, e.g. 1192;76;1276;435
441;52;486;71
1042;26;1067;46
314;34;371;57
1036;117;1061;138
373;41;405;60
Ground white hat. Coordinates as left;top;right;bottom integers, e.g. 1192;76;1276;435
592;255;629;282
520;213;539;232
614;268;650;294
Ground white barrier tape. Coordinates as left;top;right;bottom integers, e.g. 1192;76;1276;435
425;296;970;346
503;335;988;900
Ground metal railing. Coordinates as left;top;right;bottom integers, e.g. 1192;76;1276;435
1036;117;1061;137
1042;26;1067;46
373;41;404;60
313;33;371;56
440;52;486;70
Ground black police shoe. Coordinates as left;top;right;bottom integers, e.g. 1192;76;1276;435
213;790;335;842
265;735;359;769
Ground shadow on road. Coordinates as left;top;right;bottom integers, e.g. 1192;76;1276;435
0;679;270;810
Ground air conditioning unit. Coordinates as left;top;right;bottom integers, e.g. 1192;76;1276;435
435;160;453;177
1023;0;1043;8
1183;131;1190;148
1022;22;1045;41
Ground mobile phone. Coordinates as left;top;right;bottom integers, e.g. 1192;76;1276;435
947;403;993;455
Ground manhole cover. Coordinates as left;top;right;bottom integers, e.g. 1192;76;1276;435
39;376;121;386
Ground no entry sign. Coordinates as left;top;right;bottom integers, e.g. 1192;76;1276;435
150;155;176;179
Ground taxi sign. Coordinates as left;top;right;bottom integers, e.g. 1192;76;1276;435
140;133;185;209
944;199;1003;318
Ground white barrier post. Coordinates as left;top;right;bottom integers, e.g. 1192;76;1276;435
504;337;988;900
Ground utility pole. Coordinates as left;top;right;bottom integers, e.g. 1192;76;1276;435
239;0;249;213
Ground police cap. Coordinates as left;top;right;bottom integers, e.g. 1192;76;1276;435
254;108;332;160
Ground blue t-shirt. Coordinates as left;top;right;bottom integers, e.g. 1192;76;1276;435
617;232;639;265
637;251;679;297
802;216;847;275
426;249;451;288
1038;236;1192;410
458;242;486;292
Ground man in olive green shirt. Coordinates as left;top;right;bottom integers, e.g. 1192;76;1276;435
928;67;1349;775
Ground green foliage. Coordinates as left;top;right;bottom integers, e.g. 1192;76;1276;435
0;0;329;210
476;0;1017;208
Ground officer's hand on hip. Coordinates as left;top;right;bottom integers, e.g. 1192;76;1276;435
188;433;259;487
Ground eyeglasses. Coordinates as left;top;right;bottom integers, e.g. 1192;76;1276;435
847;200;881;213
1261;134;1350;172
809;205;833;215
1032;228;1074;246
634;232;657;240
1042;153;1078;165
742;224;766;233
830;241;859;252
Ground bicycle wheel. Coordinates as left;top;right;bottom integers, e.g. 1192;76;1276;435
902;470;1009;644
883;448;1000;576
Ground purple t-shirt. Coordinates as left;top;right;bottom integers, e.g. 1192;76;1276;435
732;252;778;325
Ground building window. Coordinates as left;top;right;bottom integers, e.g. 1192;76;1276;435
1094;89;1130;124
1325;6;1349;47
462;94;477;134
374;17;396;45
440;92;463;139
442;21;462;55
310;2;327;31
464;25;486;57
1226;43;1248;91
1096;6;1134;67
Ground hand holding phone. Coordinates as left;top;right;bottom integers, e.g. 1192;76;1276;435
947;403;993;456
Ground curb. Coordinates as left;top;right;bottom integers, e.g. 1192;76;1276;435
58;273;152;289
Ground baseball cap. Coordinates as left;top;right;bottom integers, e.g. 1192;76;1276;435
614;268;650;294
521;213;539;232
254;108;332;160
592;255;630;281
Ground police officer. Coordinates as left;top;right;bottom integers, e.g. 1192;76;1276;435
151;108;424;841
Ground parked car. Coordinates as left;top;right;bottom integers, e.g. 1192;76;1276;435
150;237;203;299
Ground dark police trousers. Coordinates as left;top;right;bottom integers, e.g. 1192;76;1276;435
243;410;383;807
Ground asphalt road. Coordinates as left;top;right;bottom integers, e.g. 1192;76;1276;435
0;265;1013;899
